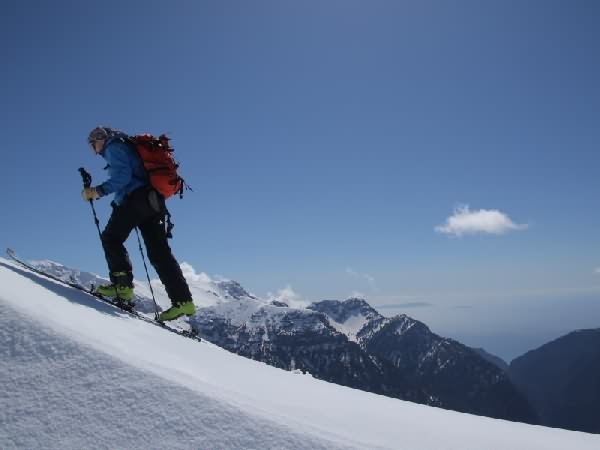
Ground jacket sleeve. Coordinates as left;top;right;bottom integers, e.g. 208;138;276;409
96;142;133;196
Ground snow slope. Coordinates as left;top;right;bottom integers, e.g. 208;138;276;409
1;257;599;450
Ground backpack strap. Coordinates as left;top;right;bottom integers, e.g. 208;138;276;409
177;177;194;199
165;208;175;239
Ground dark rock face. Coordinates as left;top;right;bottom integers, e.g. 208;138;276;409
355;313;535;423
190;307;408;399
509;329;600;433
310;298;380;325
473;348;509;373
217;280;255;300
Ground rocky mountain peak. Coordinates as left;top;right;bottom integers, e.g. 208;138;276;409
217;279;255;300
308;298;381;324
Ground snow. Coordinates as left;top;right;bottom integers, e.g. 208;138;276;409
328;313;370;343
1;256;599;450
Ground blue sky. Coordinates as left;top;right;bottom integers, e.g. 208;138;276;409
2;1;599;360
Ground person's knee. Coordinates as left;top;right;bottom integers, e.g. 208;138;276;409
101;229;124;247
100;229;111;246
146;242;172;267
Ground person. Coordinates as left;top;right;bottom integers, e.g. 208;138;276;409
82;126;196;322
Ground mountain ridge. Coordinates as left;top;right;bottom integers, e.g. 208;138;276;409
20;257;535;423
4;256;598;449
509;328;600;433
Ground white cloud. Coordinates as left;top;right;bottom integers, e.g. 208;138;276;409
345;268;376;289
266;285;310;309
180;262;214;284
435;204;528;237
594;267;600;275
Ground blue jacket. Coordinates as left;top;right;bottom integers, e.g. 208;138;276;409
95;133;147;205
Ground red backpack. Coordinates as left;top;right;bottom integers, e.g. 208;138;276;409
128;134;188;199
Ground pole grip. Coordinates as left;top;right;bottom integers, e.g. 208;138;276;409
78;167;103;240
78;167;92;188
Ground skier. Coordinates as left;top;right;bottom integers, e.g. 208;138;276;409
82;126;196;321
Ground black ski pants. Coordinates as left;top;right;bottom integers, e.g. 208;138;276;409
100;186;192;305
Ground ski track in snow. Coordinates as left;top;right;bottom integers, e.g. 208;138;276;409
1;257;600;450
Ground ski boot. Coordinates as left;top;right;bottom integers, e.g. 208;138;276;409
94;283;134;302
159;300;196;322
94;271;134;302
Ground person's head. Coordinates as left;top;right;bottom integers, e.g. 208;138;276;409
87;127;110;154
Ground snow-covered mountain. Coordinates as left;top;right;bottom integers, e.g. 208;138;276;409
24;259;528;417
310;299;535;423
309;298;382;342
2;256;599;449
14;257;536;424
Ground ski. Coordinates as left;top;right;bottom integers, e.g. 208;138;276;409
5;248;201;343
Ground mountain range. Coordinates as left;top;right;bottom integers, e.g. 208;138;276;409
5;256;599;449
28;258;536;425
20;258;600;432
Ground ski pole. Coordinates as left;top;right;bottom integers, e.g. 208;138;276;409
134;227;161;321
78;167;103;242
79;167;160;319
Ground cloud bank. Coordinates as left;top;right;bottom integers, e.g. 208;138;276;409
435;204;528;237
179;262;214;284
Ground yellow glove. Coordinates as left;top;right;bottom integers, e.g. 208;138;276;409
81;187;101;201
